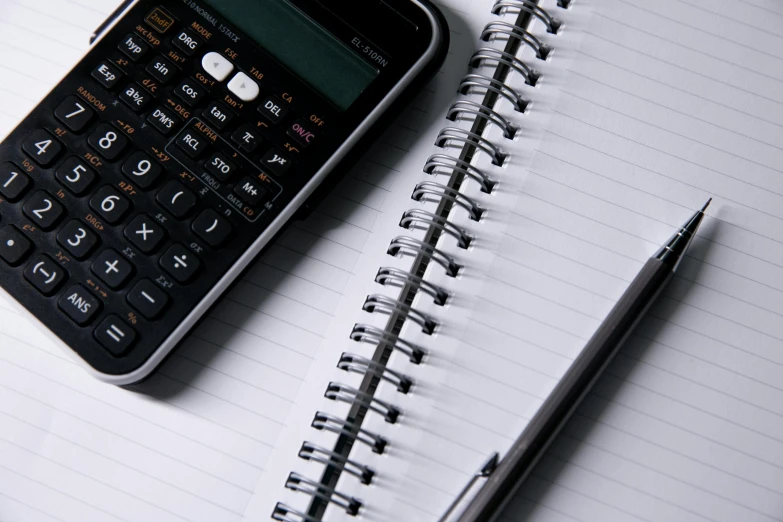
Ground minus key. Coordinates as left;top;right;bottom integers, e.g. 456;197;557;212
127;279;170;320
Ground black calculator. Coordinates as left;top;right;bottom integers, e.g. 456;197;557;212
0;0;447;384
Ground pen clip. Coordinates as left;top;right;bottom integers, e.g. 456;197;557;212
437;452;499;522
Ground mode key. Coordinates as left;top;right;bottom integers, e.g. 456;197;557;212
59;285;102;326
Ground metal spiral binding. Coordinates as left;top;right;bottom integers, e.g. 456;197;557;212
481;21;552;59
338;352;414;393
324;383;401;424
274;1;569;519
424;154;496;193
399;209;472;249
470;47;539;86
284;473;362;516
363;294;438;334
349;324;426;364
299;442;375;485
311;411;388;454
412;181;485;221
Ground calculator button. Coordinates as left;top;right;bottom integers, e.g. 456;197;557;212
90;186;131;225
160;244;200;283
55;96;95;132
59;285;102;326
174;79;207;106
118;33;150;62
95;315;137;355
146;56;177;84
147;106;181;136
173;29;202;56
56;157;96;196
192;209;232;248
288;120;317;148
202;52;234;82
204;152;237;181
227;72;259;102
92;61;124;90
127;279;169;320
23;191;65;230
122;152;163;190
261;149;292;176
119;83;153;112
57;220;99;260
157;181;197;219
0;162;31;202
23;130;63;167
0;226;32;266
91;249;134;290
258;96;289;124
24;255;66;296
175;130;208;159
234;177;267;206
88;124;129;161
232;124;263;153
124;214;166;254
202;101;234;130
145;7;175;34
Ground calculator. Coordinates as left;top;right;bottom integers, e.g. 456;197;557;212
0;0;447;384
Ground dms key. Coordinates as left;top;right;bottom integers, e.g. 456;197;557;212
0;0;448;384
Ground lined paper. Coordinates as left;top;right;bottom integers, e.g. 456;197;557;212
314;0;783;520
0;0;417;520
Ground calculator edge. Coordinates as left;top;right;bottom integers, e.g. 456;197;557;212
3;0;446;386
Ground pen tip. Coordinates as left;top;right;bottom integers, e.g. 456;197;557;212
701;198;712;212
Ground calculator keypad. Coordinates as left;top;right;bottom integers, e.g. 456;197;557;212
0;0;344;378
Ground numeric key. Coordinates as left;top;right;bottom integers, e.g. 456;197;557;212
24;191;65;230
122;152;163;190
23;130;63;167
88;124;128;161
90;186;131;225
57;220;99;260
91;249;134;290
0;162;31;202
55;96;95;132
56;157;96;195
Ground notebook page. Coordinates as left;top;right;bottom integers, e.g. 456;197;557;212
322;0;783;520
0;1;409;521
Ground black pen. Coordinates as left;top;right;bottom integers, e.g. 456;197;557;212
449;199;712;522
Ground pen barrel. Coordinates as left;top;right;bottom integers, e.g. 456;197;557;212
458;257;672;522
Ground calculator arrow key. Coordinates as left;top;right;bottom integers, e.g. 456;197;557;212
228;72;259;102
202;52;234;82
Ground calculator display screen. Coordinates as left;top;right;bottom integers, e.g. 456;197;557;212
202;0;379;111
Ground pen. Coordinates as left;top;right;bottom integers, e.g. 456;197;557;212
452;199;712;522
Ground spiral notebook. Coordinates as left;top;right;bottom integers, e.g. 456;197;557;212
3;0;783;521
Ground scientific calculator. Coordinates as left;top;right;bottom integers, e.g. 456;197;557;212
0;0;447;384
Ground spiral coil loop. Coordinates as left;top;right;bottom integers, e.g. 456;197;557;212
350;324;426;364
400;208;472;249
424;154;496;193
481;21;551;59
338;352;414;393
325;383;401;424
276;1;567;518
285;473;362;516
311;411;388;454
